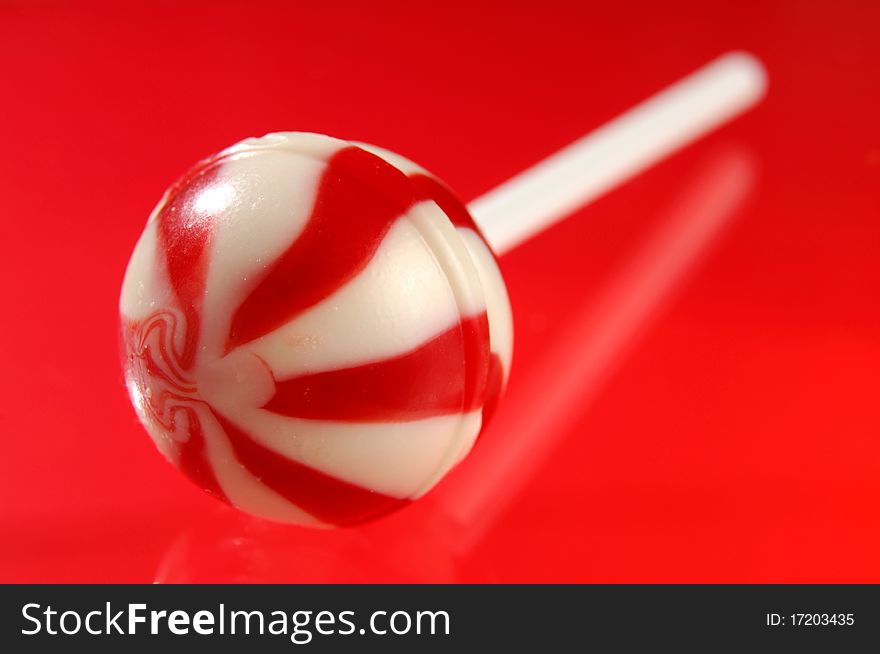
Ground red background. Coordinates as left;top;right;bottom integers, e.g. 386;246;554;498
1;0;878;582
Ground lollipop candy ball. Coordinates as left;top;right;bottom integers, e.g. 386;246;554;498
120;132;513;527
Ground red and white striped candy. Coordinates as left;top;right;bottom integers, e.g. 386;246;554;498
120;132;513;527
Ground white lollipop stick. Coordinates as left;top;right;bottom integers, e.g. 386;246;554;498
468;51;767;254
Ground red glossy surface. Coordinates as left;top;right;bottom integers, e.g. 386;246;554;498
1;0;878;582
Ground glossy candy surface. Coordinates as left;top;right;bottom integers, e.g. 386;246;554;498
120;132;512;527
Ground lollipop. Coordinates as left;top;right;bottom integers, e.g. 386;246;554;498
121;133;511;527
120;52;766;527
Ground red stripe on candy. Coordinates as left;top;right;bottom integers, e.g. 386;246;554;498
176;405;228;501
263;313;491;422
226;146;416;352
480;353;504;430
156;160;222;370
123;311;227;501
212;411;409;526
410;173;481;231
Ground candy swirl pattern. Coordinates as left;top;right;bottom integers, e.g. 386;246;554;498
120;133;512;527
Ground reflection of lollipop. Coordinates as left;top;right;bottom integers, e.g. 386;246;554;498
122;52;766;527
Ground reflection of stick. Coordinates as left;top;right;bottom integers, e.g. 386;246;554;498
468;52;767;254
440;148;757;551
